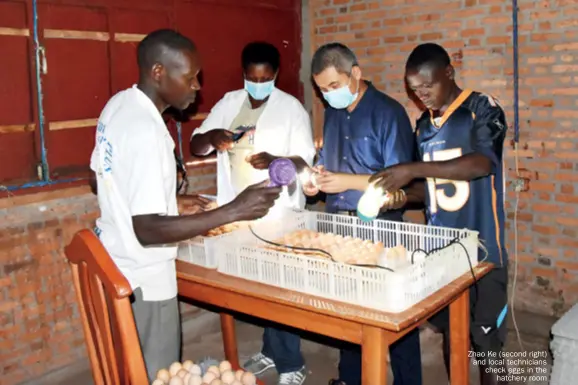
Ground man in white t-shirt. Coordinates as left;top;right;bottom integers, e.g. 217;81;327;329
89;29;282;381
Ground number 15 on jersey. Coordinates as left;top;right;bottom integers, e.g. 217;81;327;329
423;148;470;214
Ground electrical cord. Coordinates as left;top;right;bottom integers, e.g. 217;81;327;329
248;225;476;275
412;237;480;313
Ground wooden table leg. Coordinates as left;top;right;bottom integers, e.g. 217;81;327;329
449;290;470;385
220;313;240;368
361;325;388;385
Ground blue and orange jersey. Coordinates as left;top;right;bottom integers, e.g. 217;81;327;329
415;90;508;266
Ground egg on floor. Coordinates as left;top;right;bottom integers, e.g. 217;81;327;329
207;365;220;376
169;376;184;385
169;362;183;377
219;360;232;373
189;364;202;376
182;360;195;371
187;374;203;385
202;372;217;384
220;370;235;384
240;372;256;385
157;369;171;383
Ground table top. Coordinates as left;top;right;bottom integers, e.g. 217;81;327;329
177;261;493;331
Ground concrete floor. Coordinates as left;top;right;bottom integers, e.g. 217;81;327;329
29;309;555;385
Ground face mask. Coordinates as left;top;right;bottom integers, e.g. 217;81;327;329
322;77;359;109
244;79;275;100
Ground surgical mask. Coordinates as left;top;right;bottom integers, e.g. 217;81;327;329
322;77;359;109
244;79;275;100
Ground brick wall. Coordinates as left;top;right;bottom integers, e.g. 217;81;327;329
309;0;578;316
0;165;215;385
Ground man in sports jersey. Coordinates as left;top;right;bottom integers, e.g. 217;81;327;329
369;42;509;385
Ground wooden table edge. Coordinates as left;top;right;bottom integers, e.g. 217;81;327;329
176;261;494;332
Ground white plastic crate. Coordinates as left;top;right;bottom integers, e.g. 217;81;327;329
550;304;578;385
177;225;260;268
176;201;283;268
215;210;479;313
176;194;247;269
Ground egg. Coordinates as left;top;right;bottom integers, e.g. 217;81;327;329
157;369;171;383
240;372;256;385
189;364;202;376
207;365;220;376
210;380;223;385
202;372;217;384
183;360;195;371
231;381;243;385
152;380;165;385
187;375;203;385
234;370;244;380
169;376;184;385
178;369;189;378
169;362;183;377
220;370;235;384
184;373;192;384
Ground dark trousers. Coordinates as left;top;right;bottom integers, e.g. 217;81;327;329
337;328;422;385
262;327;305;373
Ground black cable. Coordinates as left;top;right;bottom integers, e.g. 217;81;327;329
248;225;395;271
248;225;479;292
410;237;479;307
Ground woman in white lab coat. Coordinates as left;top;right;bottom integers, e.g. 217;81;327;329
189;42;314;385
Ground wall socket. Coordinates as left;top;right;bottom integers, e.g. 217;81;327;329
512;177;530;192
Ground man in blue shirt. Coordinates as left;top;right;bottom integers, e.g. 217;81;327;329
304;43;422;385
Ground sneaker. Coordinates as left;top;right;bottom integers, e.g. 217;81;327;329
242;352;276;376
278;366;306;385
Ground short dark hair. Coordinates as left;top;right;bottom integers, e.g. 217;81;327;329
241;42;280;72
405;43;451;72
311;42;358;76
137;29;197;70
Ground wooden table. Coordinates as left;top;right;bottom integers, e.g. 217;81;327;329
177;261;493;385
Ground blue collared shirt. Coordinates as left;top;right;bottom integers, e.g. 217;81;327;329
317;82;416;216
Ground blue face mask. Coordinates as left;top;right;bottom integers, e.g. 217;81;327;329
244;79;275;100
322;77;359;109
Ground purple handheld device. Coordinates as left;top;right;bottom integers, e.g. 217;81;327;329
268;158;297;187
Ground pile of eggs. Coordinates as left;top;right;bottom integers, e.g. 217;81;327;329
151;360;257;385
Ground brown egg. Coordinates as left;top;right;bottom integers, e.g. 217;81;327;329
210;380;223;385
202;372;217;384
234;370;244;380
178;369;189;378
182;360;194;371
207;365;220;376
187;375;203;385
231;381;243;385
240;372;256;385
157;369;171;383
152;380;165;385
220;370;235;384
169;376;184;385
169;362;183;377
